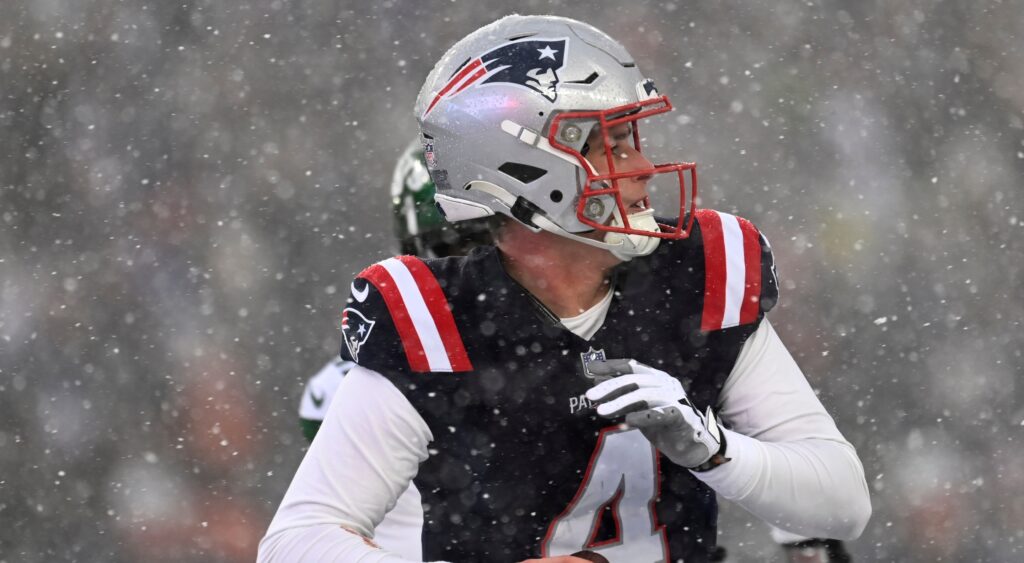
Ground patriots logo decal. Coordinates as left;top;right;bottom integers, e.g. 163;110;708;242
423;37;568;117
341;307;375;362
637;78;659;100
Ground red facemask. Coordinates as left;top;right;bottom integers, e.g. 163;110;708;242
548;96;697;239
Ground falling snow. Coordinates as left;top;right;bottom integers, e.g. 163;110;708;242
1;2;1022;562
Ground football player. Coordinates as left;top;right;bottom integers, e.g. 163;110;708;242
261;15;870;563
299;144;854;563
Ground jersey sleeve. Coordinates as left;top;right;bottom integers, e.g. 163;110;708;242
259;365;434;562
339;255;473;375
693;209;779;332
698;320;871;539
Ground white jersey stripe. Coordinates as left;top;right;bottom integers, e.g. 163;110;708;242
720;212;747;329
379;258;453;372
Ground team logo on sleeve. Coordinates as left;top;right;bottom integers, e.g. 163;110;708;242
580;347;607;380
423;38;568;117
341;308;375;362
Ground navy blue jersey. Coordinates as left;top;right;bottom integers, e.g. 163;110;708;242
339;210;778;563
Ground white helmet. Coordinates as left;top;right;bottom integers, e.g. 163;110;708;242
415;15;697;260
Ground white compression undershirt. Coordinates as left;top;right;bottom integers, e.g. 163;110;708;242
559;287;614;341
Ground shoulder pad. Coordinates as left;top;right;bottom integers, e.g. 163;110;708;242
694;209;779;332
341;255;473;373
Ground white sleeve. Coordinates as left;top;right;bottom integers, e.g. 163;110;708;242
690;320;872;540
259;365;443;563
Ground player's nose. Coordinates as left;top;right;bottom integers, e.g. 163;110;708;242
617;144;654;176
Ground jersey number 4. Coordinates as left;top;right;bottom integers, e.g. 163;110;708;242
541;427;668;562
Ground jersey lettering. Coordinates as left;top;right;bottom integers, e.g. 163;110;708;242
542;427;668;562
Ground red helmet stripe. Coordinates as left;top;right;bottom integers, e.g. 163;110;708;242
424;58;484;117
453;65;488;95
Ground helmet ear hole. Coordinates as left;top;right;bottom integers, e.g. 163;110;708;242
550;190;563;203
497;162;548;184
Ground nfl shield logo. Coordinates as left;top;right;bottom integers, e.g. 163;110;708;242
423;141;437;170
580;346;607;380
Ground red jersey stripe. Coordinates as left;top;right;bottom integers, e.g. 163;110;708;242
737;217;762;325
697;210;727;331
359;263;430;372
397;256;473;372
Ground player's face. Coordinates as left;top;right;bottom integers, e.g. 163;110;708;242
584;122;654;218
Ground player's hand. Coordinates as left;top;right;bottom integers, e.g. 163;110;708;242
585;359;726;470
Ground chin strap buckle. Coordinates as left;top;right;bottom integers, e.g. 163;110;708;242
510;196;543;230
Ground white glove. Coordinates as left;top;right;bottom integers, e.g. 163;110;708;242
585;359;728;470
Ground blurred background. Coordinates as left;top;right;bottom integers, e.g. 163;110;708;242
1;1;1022;561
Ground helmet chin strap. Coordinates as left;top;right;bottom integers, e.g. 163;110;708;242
602;206;662;261
466;181;661;261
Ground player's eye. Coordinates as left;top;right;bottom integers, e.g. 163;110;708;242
609;127;633;150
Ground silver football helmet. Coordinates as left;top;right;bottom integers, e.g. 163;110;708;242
415;15;697;260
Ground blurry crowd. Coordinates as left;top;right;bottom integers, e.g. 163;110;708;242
1;1;1022;561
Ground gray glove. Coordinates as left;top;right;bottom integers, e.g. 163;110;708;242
585;359;728;470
